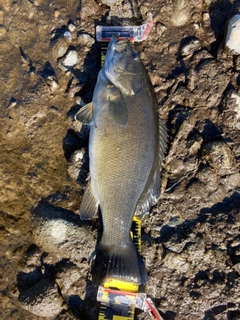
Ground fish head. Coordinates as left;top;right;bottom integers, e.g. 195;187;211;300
103;35;143;96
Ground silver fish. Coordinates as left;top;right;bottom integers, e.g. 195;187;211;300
75;35;167;285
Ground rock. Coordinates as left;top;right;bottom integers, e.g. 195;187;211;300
77;33;95;47
180;37;201;58
171;0;190;26
0;25;7;38
59;50;79;69
156;22;166;37
68;149;85;181
68;22;76;33
100;0;119;5
163;252;190;272
202;141;235;175
50;33;72;61
31;203;95;264
18;280;65;317
225;15;240;54
224;90;240;129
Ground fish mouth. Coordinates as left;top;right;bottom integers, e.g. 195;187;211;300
108;34;129;52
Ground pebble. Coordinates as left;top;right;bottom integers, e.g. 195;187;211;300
50;34;71;61
225;15;240;54
156;22;166;37
0;25;7;38
53;8;60;19
75;96;82;105
68;22;76;33
171;0;190;26
180;37;201;57
68;149;85;181
77;33;95;47
202;12;210;21
68;84;82;97
202;141;234;175
46;76;58;91
163;252;190;272
58;50;79;71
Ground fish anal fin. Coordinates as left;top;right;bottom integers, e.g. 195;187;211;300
80;180;98;220
108;87;128;126
75;102;94;125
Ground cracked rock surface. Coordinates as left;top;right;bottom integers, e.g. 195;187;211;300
0;0;240;319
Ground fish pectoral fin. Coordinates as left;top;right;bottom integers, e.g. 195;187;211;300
80;180;99;220
75;102;94;125
108;88;128;126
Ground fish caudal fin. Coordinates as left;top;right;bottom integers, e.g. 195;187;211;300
91;240;148;285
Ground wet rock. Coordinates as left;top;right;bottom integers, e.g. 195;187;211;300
196;166;218;193
180;37;201;58
191;60;229;108
223;90;240;129
68;21;76;33
77;33;95;47
18;280;65;317
163;252;190;272
100;0;118;5
31;203;95;264
68;149;88;183
202;141;235;176
171;0;190;26
50;32;72;61
55;263;82;297
225;15;240;54
58;50;79;70
156;22;167;37
0;25;7;38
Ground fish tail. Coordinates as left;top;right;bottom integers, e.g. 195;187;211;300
91;240;148;285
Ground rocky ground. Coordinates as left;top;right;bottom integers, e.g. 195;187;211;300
0;0;240;319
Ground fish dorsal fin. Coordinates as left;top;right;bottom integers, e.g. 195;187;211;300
135;170;160;218
135;119;168;218
108;86;128;126
75;103;94;125
159;119;168;167
80;179;99;220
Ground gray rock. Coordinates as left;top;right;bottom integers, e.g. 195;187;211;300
18;280;65;317
225;15;240;54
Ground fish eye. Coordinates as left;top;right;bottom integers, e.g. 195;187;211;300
132;52;138;58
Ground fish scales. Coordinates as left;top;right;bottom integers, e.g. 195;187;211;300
75;35;167;285
91;88;157;245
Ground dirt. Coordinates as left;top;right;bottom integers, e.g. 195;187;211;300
0;0;239;319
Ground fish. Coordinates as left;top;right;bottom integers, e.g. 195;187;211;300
75;35;167;285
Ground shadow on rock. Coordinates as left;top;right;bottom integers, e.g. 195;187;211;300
17;199;101;318
208;0;237;55
143;191;240;246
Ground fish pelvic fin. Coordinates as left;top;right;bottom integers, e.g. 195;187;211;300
80;180;99;220
75;102;94;125
91;240;148;285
